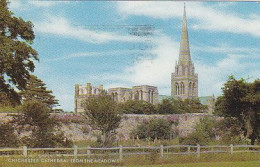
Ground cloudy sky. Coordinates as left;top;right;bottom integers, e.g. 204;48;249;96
9;0;260;111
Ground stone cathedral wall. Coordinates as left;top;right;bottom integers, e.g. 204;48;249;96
0;113;217;141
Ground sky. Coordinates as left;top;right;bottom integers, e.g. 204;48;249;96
8;0;260;112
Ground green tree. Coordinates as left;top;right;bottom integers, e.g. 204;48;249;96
131;118;172;141
19;75;59;109
82;92;122;146
0;0;38;104
215;117;245;144
118;100;157;114
0;122;19;147
157;99;175;114
215;76;260;145
157;98;207;114
13;101;71;148
180;117;216;145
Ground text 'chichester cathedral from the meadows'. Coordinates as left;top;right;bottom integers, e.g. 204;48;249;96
74;5;214;113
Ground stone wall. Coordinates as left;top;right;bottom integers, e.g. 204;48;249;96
0;113;214;141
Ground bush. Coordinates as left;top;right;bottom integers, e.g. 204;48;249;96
0;123;19;147
13;101;72;148
180;117;216;145
118;100;157;114
131;118;172;141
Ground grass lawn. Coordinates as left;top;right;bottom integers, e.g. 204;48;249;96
0;153;259;167
143;161;260;167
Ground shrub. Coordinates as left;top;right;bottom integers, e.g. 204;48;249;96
13;101;72;148
0;123;19;147
131;118;172;141
180;117;216;145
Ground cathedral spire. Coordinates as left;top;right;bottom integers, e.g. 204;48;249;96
178;3;191;65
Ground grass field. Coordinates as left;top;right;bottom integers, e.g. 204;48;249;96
145;161;260;167
0;153;259;167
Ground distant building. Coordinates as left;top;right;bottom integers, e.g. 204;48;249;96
74;83;103;113
108;85;158;104
74;83;158;113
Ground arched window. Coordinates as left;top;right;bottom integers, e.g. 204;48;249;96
192;83;196;96
135;91;139;100
180;82;184;94
189;82;192;96
151;91;154;103
175;83;179;95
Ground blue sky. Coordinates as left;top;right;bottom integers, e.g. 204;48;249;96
9;1;260;111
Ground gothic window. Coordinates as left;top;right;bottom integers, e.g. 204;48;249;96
192;83;196;95
175;83;179;95
189;82;192;96
135;91;139;100
81;89;84;95
180;82;184;94
151;91;154;103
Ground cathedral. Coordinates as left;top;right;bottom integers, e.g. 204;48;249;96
171;5;198;99
74;5;215;113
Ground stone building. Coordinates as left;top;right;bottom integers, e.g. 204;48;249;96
74;83;103;113
171;5;198;100
108;85;159;104
75;83;158;112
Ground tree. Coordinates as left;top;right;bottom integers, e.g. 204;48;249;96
183;98;208;113
0;0;38;104
157;98;207;114
12;101;71;148
215;76;260;145
214;117;245;144
82;92;122;146
118;100;157;114
180;117;216;145
19;75;59;109
131;118;172;141
0;122;19;147
157;99;175;114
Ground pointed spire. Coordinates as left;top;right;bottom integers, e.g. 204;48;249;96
178;3;191;65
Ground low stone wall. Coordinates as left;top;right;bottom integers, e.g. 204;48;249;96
0;113;214;141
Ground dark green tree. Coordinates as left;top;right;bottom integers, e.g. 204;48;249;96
180;117;216;145
214;117;245;144
19;75;59;109
183;98;208;113
215;76;260;145
157;99;175;114
13;101;71;148
0;122;19;147
157;98;207;114
82;92;122;146
118;100;157;114
0;0;38;104
131;118;172;141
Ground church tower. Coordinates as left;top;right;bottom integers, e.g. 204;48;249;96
171;4;198;99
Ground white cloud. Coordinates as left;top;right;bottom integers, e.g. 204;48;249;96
8;0;22;10
28;1;58;7
90;33;259;97
116;2;260;37
34;16;148;44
